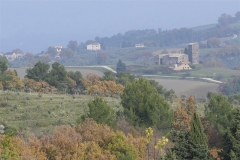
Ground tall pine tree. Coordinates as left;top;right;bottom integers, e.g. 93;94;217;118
222;109;240;160
121;78;173;129
169;113;211;160
116;59;126;73
188;113;210;160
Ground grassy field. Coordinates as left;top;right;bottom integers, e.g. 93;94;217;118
188;68;240;80
199;48;221;56
10;68;104;79
171;68;240;81
0;89;210;139
150;78;219;98
0;91;122;136
65;67;104;76
191;24;216;32
152;48;183;56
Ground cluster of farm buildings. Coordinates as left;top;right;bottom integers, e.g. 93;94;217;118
0;44;102;61
154;43;199;71
0;42;199;71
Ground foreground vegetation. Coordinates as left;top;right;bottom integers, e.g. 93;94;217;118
0;91;121;136
2;52;240;159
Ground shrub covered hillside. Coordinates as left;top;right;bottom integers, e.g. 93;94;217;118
1;59;240;159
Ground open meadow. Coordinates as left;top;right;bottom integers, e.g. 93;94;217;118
150;78;219;98
0;91;121;136
10;67;104;79
188;68;240;80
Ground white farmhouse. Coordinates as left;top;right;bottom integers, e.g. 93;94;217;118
54;45;63;53
171;62;192;71
87;43;101;51
4;52;25;61
135;44;145;48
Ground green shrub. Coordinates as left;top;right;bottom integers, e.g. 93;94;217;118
36;121;49;127
0;102;8;108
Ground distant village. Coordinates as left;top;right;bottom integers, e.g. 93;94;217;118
0;43;103;61
0;42;199;71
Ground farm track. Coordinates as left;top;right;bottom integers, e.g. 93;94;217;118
66;65;117;73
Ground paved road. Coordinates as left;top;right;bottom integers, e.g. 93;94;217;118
67;65;117;73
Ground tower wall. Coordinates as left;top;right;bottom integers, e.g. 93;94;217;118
188;43;199;64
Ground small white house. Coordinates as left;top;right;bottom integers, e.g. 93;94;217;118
135;44;145;48
4;52;25;61
171;62;192;71
87;43;101;50
54;45;63;52
55;53;61;59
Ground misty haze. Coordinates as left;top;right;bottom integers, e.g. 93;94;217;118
0;0;240;159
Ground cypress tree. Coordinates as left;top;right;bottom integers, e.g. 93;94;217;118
116;59;126;73
169;130;192;159
162;149;177;160
229;150;237;160
189;113;208;146
188;113;210;160
222;109;240;159
170;113;211;160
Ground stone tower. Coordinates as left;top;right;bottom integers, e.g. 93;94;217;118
188;43;199;64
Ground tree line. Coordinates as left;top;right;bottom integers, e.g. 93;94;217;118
92;11;240;49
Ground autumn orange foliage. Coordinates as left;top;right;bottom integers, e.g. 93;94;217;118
2;70;23;90
83;73;124;97
0;134;47;159
0;119;146;160
22;78;55;93
172;96;197;131
209;149;222;160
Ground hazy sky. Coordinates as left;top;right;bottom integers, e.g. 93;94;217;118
0;0;239;53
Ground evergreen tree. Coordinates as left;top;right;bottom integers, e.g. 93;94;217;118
67;71;83;86
229;150;238;160
116;72;135;86
169;130;192;159
222;109;240;159
189;113;208;146
205;93;233;135
101;70;115;81
45;62;68;91
188;113;210;160
84;97;116;128
162;149;177;160
121;78;173;129
0;59;11;87
170;113;211;160
0;59;8;74
25;61;50;81
116;59;126;73
148;79;175;101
